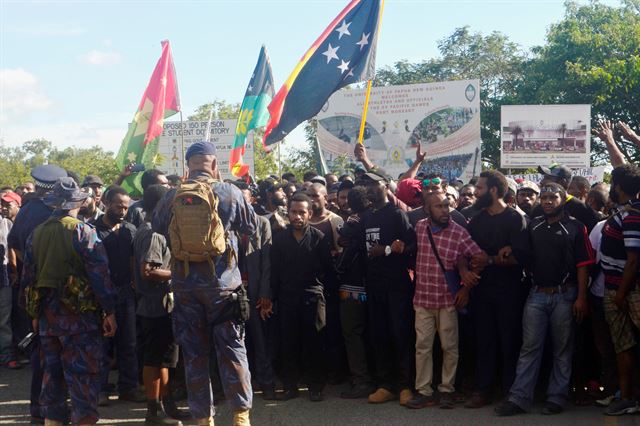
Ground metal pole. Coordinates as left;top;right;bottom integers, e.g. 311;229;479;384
180;110;186;177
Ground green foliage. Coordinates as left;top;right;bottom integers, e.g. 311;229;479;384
252;130;279;180
376;26;527;169
281;119;321;179
0;139;119;188
518;1;640;164
188;100;241;121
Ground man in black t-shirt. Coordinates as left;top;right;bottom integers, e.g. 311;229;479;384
358;173;416;406
496;183;594;416
94;185;143;404
465;171;530;408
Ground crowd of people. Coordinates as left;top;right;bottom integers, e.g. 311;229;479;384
1;120;640;426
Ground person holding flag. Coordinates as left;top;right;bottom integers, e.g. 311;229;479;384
115;40;181;196
230;46;275;177
263;0;383;147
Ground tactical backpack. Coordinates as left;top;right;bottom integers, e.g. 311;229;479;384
169;178;228;274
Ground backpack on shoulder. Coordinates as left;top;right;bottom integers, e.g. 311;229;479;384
169;177;229;274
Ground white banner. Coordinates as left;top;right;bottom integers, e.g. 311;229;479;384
501;104;591;168
316;80;482;182
508;166;606;186
156;120;254;180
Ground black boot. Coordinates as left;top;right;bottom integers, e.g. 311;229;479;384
145;400;183;426
162;396;191;421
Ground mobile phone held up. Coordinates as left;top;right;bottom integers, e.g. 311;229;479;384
130;163;146;173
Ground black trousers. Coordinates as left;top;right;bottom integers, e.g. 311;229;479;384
279;300;326;392
368;287;414;391
472;284;524;395
340;298;372;386
246;302;276;389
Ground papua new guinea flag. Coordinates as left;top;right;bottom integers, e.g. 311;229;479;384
230;45;275;177
263;0;381;146
115;40;180;196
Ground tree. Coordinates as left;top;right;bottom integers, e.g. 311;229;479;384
375;26;527;168
518;1;640;164
188;100;241;121
0;139;119;188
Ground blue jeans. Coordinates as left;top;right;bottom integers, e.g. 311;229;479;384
0;286;13;363
101;286;138;393
509;287;576;410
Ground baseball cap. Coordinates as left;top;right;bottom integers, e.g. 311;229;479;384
538;164;572;181
517;180;540;194
395;179;422;208
82;175;104;187
1;191;21;206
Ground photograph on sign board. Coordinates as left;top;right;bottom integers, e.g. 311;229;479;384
316;80;482;182
500;104;591;169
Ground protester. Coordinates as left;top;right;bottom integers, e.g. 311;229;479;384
81;175;105;207
495;182;594;416
133;184;189;425
325;173;339;187
0;209;17;369
407;175;467;229
1;191;21;222
598;164;640;416
78;187;103;224
336;186;374;399
359;172;415;406
457;184;475;210
587;186;609;219
533;165;599;232
271;192;333;402
21;177;117;426
465;170;529;408
516;181;540;217
233;181;277;401
336;180;354;222
568;176;591;202
94;185;142;405
153;141;256;426
255;179;288;235
125;170;170;228
407;192;483;409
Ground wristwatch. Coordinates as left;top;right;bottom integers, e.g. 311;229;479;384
384;245;392;256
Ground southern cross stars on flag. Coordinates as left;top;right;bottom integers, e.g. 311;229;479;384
263;0;382;146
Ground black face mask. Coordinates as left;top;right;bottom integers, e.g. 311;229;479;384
106;210;124;224
474;191;493;209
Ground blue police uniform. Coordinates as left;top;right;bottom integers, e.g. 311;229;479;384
153;174;256;420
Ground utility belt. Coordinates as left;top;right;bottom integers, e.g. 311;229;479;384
532;282;576;295
213;284;250;325
25;275;99;318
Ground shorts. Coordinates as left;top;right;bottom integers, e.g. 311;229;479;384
604;287;640;354
138;315;179;368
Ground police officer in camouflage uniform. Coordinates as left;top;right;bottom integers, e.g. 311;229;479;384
153;141;255;426
21;177;117;426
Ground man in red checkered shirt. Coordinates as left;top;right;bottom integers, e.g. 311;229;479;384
406;192;484;410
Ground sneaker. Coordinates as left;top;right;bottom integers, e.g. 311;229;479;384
541;401;563;415
340;383;375;399
604;399;638;416
405;393;437;409
595;394;617;407
399;388;413;406
439;392;454;409
494;400;525;416
368;388;395;404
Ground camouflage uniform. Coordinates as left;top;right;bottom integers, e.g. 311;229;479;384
153;175;256;419
21;212;116;425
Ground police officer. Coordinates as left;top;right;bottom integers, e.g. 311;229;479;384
8;164;68;424
21;177;117;426
153;141;256;426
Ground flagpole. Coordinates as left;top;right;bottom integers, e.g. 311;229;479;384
357;0;386;145
204;106;214;143
180;110;186;177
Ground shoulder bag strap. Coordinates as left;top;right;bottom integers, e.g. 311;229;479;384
426;225;447;274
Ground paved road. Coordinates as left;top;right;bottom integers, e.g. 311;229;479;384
1;366;638;425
